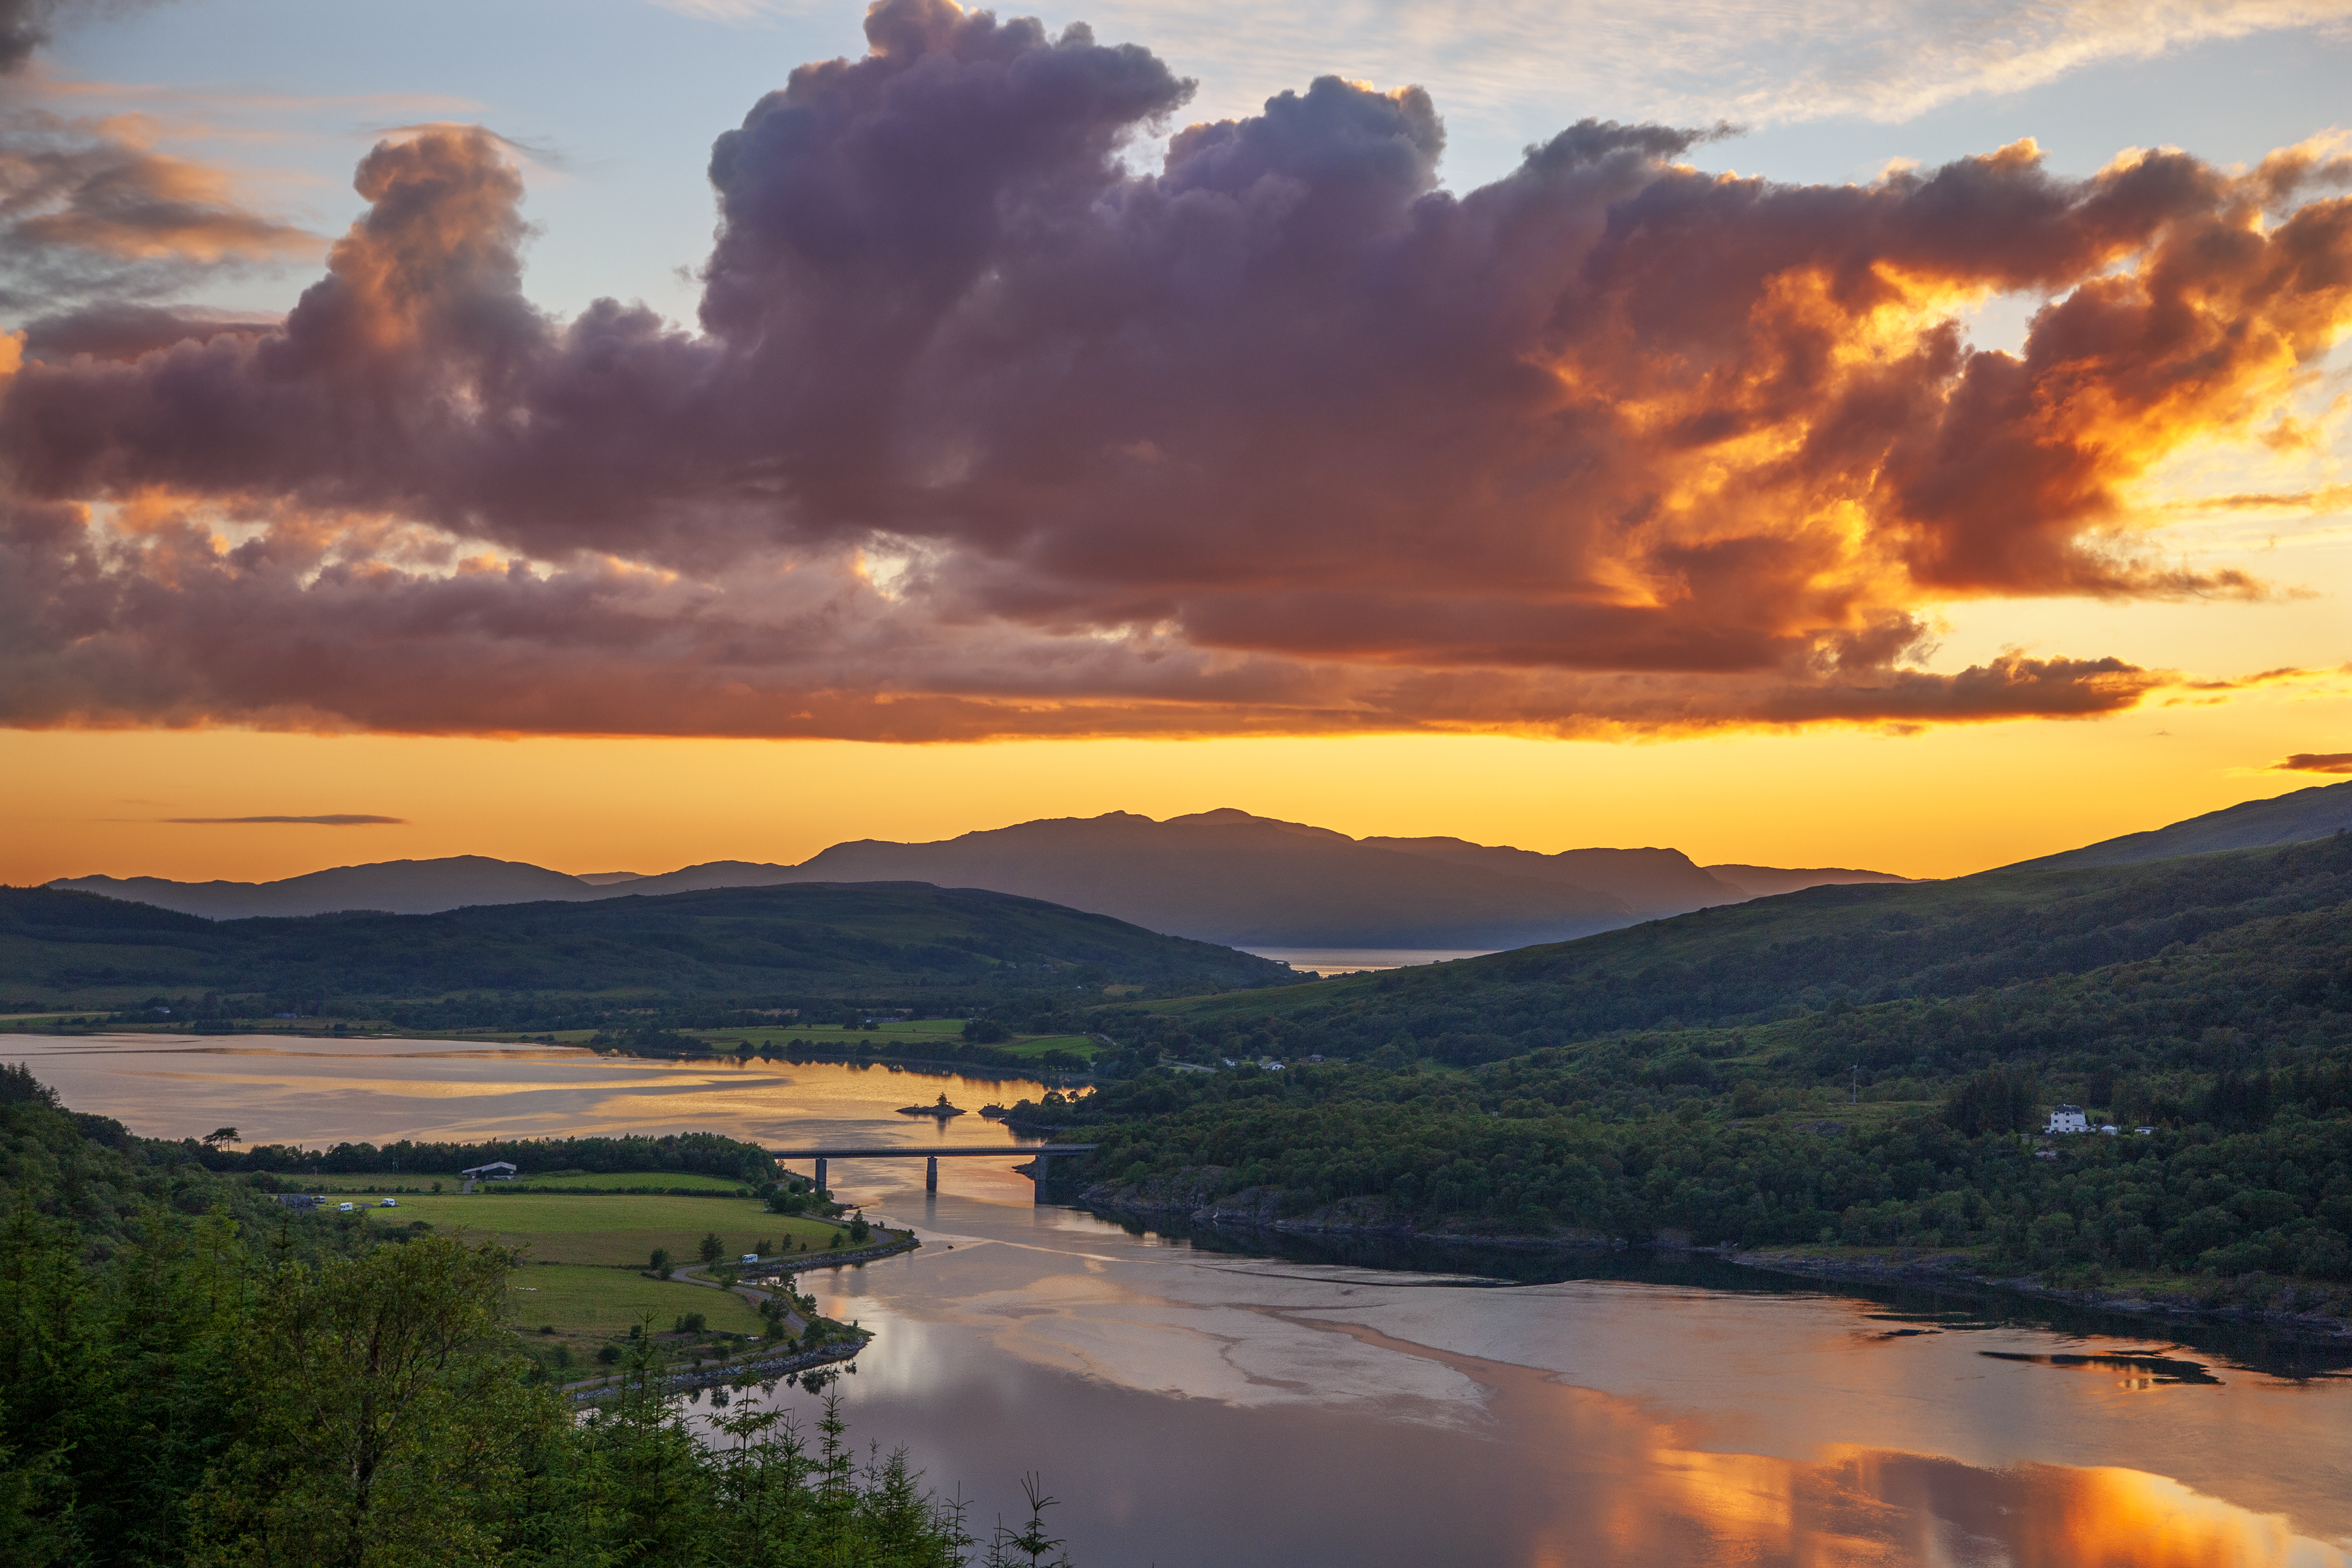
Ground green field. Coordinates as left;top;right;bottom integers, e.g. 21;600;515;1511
509;1263;765;1338
297;1170;755;1195
368;1191;845;1267
990;1034;1098;1060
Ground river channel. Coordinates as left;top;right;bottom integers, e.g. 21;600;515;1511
11;1033;2352;1565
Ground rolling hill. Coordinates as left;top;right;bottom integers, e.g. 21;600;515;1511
2002;778;2352;870
0;881;1301;1007
1139;831;2352;1060
1048;831;2352;1296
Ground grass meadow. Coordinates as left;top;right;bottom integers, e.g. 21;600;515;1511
364;1190;846;1267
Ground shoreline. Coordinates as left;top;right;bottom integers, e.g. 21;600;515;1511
20;1022;1101;1088
1078;1185;2352;1344
562;1232;922;1402
564;1337;868;1403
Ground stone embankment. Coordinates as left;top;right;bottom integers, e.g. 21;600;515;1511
567;1337;868;1404
751;1234;922;1275
566;1235;920;1404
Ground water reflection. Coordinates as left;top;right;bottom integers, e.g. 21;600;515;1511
0;1033;1052;1168
14;1032;2348;1564
759;1179;2352;1567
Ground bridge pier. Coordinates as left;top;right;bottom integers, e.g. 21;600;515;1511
768;1144;1097;1208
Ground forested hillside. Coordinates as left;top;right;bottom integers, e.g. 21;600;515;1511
0;1067;1052;1565
0;880;1301;1016
1041;836;2352;1307
1109;834;2352;1067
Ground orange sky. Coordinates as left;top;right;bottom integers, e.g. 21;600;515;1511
6;7;2350;890
6;653;2343;887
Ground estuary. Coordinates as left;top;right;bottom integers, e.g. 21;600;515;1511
9;1032;2348;1566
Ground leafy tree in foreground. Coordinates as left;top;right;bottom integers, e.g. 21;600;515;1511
0;1069;1053;1567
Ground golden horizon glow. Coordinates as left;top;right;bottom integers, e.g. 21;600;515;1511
6;657;2344;889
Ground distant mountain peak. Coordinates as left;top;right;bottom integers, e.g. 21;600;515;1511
48;811;1911;948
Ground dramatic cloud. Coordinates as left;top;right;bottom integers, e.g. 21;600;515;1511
0;1;322;312
4;0;2351;741
158;813;408;824
2273;752;2352;773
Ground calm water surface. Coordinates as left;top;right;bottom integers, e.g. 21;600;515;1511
11;1034;2351;1565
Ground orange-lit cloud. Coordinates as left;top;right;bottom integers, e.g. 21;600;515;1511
1;3;323;313
3;0;2350;741
2273;751;2352;773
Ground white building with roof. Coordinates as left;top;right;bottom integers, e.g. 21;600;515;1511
2046;1105;2089;1134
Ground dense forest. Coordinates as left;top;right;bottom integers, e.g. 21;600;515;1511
1105;833;2352;1065
1027;836;2352;1306
0;1066;1069;1567
0;880;1303;1027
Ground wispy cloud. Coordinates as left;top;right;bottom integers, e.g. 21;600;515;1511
2270;752;2352;773
156;814;409;825
779;0;2352;138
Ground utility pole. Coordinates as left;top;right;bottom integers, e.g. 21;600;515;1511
1852;1064;1860;1105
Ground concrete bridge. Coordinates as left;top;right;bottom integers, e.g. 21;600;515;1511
771;1144;1099;1200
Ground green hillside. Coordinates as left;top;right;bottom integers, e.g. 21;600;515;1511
1119;833;2352;1066
0;880;1301;1017
1047;835;2352;1308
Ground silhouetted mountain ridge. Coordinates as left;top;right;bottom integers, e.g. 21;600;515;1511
2002;779;2352;871
47;809;1911;946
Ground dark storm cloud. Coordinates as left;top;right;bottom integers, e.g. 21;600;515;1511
3;0;2348;739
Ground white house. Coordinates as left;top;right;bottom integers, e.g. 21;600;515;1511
460;1161;519;1180
2046;1105;2089;1134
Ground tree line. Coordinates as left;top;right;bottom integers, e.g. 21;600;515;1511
0;1066;1074;1567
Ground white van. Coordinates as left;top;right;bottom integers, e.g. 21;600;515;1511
337;1201;355;1212
379;1198;398;1208
741;1253;760;1264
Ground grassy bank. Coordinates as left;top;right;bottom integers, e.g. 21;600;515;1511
365;1190;843;1267
509;1262;768;1338
298;1170;756;1195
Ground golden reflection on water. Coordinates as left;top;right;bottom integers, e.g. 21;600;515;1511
2;1034;1049;1148
1626;1447;2340;1567
1285;1314;2347;1566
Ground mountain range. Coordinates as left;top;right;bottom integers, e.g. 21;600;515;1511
49;780;2351;950
50;808;1904;948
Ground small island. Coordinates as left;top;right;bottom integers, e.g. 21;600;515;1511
897;1092;966;1119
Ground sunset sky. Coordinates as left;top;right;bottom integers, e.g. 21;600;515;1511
4;0;2350;888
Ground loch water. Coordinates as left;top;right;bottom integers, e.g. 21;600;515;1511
11;1033;2351;1566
